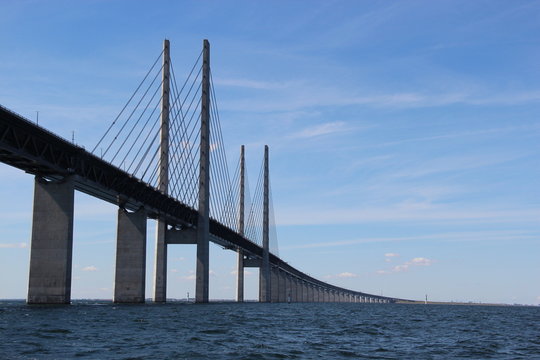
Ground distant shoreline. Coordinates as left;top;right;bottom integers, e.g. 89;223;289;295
395;300;538;307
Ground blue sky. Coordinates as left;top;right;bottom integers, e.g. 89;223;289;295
0;0;539;304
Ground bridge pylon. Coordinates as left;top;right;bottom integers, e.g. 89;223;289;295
259;145;271;302
195;39;211;303
153;39;170;303
236;145;245;302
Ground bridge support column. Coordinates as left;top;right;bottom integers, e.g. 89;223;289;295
114;208;147;303
153;220;167;302
302;282;308;302
285;274;291;302
292;278;298;302
236;250;244;302
271;267;279;302
28;176;74;304
309;284;315;302
278;270;286;302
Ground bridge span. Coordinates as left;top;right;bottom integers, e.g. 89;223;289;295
0;39;405;305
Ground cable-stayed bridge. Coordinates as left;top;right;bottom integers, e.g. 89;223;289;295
0;40;403;304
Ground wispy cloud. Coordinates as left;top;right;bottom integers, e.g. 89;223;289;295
231;269;253;276
214;77;296;90
220;85;540;114
0;242;27;249
377;257;434;274
385;253;399;262
281;230;538;250
277;204;540;226
82;265;97;272
390;152;528;179
324;272;359;279
337;272;358;278
378;124;540;148
291;121;348;139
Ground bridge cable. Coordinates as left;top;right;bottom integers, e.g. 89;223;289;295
92;49;163;154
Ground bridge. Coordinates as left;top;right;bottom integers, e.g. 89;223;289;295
0;39;403;305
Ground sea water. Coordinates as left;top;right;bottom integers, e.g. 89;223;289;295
0;300;539;359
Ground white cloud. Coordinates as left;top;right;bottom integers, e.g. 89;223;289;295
392;264;410;273
231;270;253;276
385;253;400;262
82;265;97;272
183;274;196;280
209;143;219;152
170;269;178;273
411;257;433;266
325;272;359;279
337;272;358;278
377;257;434;275
0;242;27;248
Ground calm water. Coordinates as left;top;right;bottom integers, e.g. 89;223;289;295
0;300;539;359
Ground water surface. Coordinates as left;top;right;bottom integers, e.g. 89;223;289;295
1;300;539;359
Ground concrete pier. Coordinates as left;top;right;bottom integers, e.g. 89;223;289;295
285;274;291;302
27;176;75;304
114;207;147;303
153;220;167;302
291;278;298;302
278;270;286;302
271;267;279;302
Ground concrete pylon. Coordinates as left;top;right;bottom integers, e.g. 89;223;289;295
196;39;211;303
236;145;245;302
259;145;271;302
153;39;170;303
291;278;298;302
271;267;279;302
114;207;147;303
278;270;286;302
27;176;75;304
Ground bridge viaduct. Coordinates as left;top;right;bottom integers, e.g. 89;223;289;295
0;40;401;305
